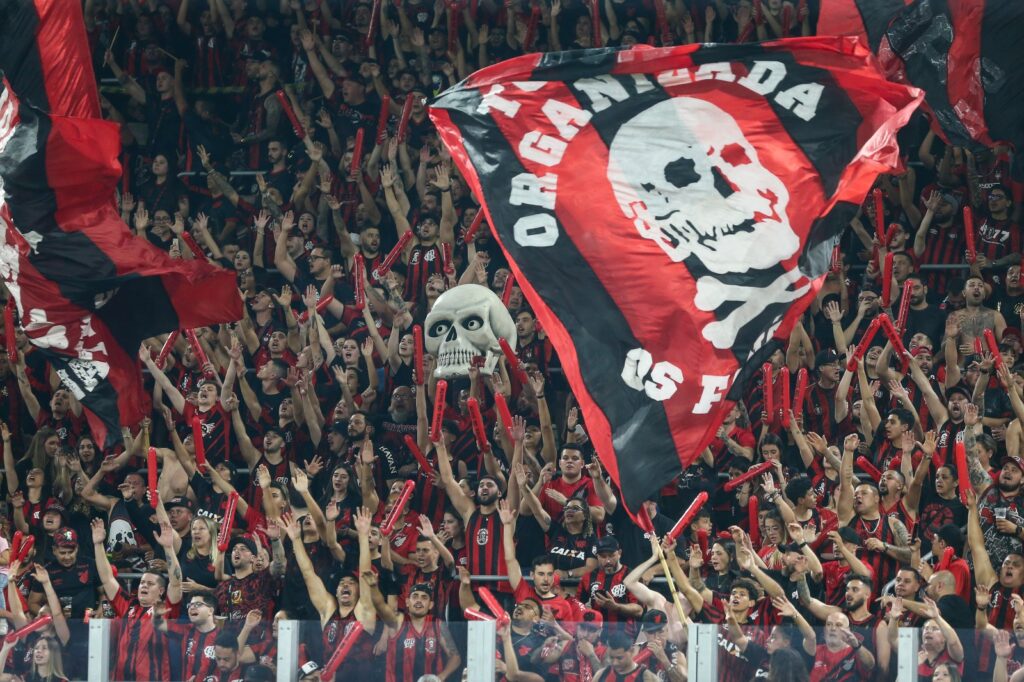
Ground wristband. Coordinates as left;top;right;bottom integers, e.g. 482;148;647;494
851;641;861;650
797;542;808;549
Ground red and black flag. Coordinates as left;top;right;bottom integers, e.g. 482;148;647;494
0;0;241;448
817;0;912;52
430;38;921;512
883;0;1024;165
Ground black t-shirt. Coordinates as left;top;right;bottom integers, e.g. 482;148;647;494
32;559;100;618
904;304;946;348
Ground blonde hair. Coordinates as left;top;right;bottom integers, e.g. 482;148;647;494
187;516;220;566
33;635;67;681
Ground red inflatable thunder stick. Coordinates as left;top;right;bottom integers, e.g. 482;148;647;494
404;435;435;476
666;492;709;541
431;380;447;442
499;337;528;384
155;330;180;369
954;439;970;505
478;587;510;627
761;363;773;423
374;231;413;279
217;492;239;552
467;398;488;451
847;316;883;371
494;392;515;441
724;461;774;492
380;480;416;536
148;447;159;508
192;417;206;469
322;621;365;679
414;325;424;385
856;456;882;482
4;615;52;644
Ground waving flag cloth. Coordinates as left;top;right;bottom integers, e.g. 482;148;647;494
0;0;241;448
430;37;921;512
883;0;1024;172
817;0;912;52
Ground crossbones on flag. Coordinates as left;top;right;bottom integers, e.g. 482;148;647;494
430;37;921;512
0;0;241;448
820;0;1024;175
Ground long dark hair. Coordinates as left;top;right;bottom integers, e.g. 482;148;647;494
768;648;809;682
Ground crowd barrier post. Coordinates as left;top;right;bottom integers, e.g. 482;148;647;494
277;620;301;682
88;618;111;681
686;622;718;681
466;618;497;682
897;627;920;682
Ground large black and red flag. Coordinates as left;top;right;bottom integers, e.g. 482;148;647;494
883;0;1024;165
817;0;912;52
430;37;921;512
0;0;241;448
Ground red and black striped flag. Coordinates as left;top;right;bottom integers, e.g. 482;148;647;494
883;0;1024;164
817;0;912;52
430;38;921;512
0;0;241;448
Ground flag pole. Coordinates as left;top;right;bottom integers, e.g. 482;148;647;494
653;537;690;628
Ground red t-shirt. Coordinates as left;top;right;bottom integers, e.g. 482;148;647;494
513;579;585;625
539;476;601;520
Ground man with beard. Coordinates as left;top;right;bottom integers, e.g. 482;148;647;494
438;434;520;593
214;535;277;633
973;453;1024;573
379;385;417;468
264;139;294;201
797;574;889;675
233;53;284;168
28;527;99;617
809;612;876;682
370;580;462;682
283;506;378;678
397;522;454;618
897;276;946;350
950;275;1008;353
975;184;1021;272
577;536;643;631
837;435;911;592
346;410;399;497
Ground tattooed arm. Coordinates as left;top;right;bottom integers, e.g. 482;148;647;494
882;518;912;564
964;403;993;494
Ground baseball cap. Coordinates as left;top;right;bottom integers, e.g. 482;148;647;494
410;583;434;598
910;346;932;357
641;609;668;632
581;609;604;627
946;384;972;401
229;536;258;555
940;192;961;211
595;536;621;554
43;499;67;519
165;496;194;512
1002;455;1024;473
815;349;841;367
54;527;78;548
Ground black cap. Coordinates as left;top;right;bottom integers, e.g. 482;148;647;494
641;609;668;632
946;384;972;401
229;536;258;555
815;349;841;367
165;496;194;512
595;536;621;554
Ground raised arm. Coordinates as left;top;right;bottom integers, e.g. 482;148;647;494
499;499;523;590
91;519;120;600
279;513;335;623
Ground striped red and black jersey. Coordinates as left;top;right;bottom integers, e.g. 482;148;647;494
168;622;219;681
413;452;448;527
801;382;849;445
933;420;963;468
576;565;639;626
976;216;1021;264
190;34;228;88
809;642;872;682
399;566;452;618
851;515;899;589
184;402;233;467
403;243;444;302
323;610;377;668
465;509;507;586
848;610;883;662
919;221;966;296
110;588;180;682
246;453;291;512
385;616;447;682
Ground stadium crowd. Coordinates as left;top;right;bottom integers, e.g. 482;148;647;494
0;0;1021;680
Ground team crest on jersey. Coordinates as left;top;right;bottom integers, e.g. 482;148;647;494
204;645;215;658
476;528;489;545
404;638;417;649
425;637;437;653
610;584;626;598
424;249;436;262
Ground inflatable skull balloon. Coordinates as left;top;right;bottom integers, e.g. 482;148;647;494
424;284;517;378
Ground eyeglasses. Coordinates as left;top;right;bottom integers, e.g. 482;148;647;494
563;506;584;514
310;254;328;261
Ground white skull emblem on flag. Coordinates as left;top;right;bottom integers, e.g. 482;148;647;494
608;96;809;349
